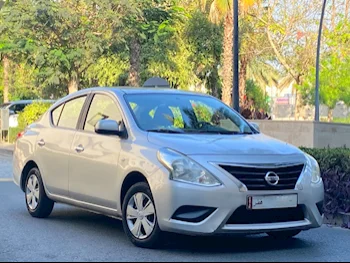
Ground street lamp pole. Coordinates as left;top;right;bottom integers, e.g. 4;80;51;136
232;0;240;112
315;0;327;122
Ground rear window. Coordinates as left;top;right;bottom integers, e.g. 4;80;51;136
52;104;64;126
56;96;86;129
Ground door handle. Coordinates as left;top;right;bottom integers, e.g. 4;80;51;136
75;145;85;153
38;139;45;147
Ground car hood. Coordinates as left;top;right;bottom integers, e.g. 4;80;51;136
147;133;303;156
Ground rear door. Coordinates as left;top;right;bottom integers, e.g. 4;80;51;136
35;95;88;197
68;92;124;209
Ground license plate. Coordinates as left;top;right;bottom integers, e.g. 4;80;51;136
247;195;298;210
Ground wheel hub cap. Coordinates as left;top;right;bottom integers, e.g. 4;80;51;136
26;174;40;211
127;193;156;240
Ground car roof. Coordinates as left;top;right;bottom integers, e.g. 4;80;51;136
81;87;210;97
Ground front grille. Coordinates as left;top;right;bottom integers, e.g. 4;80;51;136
220;164;305;191
226;206;305;225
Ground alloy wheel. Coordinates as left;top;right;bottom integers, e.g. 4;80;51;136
126;193;156;240
26;174;40;210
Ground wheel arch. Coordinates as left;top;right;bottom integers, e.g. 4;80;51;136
120;171;149;207
20;160;39;192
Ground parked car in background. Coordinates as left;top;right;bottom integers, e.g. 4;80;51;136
13;88;324;248
0;100;55;128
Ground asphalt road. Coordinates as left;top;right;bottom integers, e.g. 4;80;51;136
0;152;349;262
0;152;12;180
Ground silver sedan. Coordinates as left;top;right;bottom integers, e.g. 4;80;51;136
13;88;324;248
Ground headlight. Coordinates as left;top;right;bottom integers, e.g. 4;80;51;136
157;148;221;187
305;154;322;184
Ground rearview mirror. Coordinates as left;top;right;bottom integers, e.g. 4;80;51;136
249;122;260;132
95;119;124;137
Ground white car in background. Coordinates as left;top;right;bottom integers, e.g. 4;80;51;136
0;100;55;128
13;88;324;248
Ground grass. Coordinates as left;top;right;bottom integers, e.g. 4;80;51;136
333;116;350;124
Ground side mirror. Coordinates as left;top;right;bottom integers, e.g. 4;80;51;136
9;110;15;116
95;119;124;136
250;122;260;132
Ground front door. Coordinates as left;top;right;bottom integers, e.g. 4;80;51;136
68;93;123;209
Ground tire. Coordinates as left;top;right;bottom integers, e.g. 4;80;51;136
267;230;301;240
25;167;54;218
122;182;164;249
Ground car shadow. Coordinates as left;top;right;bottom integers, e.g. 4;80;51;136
48;205;314;254
163;234;313;254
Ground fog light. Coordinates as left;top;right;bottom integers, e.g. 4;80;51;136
172;206;216;223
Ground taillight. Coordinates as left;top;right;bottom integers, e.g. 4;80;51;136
16;131;25;140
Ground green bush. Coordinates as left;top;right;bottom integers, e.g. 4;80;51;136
333;116;350;124
17;102;52;130
8;102;53;143
246;79;270;112
9;127;23;143
301;148;350;228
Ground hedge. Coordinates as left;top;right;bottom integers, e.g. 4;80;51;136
302;148;350;227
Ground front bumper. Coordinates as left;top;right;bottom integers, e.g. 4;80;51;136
150;167;324;236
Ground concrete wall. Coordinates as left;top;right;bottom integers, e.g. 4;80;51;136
254;120;350;149
314;122;350;148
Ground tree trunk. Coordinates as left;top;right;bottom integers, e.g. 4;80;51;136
221;13;234;106
3;55;9;103
68;75;79;94
128;38;141;87
239;56;248;107
294;88;303;120
331;0;336;29
328;108;333;122
346;0;349;19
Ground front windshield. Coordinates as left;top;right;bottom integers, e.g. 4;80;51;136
125;94;256;135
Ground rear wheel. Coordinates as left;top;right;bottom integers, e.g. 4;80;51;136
25;168;54;218
122;182;164;248
267;230;301;240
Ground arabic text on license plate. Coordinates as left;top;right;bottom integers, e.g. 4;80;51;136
247;195;298;210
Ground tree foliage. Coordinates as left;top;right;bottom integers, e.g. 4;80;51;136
0;0;349;124
299;20;350;113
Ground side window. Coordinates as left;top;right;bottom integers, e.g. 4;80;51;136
58;96;86;129
84;94;122;132
14;104;28;114
9;105;16;113
52;104;64;126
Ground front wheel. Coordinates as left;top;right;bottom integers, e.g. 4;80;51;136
25;168;54;218
267;230;301;240
122;182;164;249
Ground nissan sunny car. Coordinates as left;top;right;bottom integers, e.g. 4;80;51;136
13;88;324;248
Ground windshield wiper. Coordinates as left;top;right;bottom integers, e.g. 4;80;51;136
184;130;238;135
239;131;254;135
147;129;184;134
184;130;254;135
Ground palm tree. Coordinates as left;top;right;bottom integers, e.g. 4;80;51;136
201;0;254;106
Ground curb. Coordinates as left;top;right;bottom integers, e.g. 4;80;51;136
325;213;350;229
0;178;13;182
0;146;14;155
